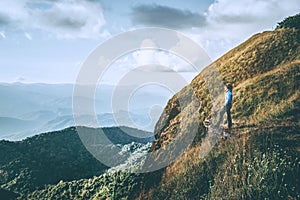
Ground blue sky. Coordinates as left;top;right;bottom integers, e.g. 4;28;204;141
0;0;299;83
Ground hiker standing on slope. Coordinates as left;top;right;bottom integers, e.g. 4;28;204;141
215;83;233;132
223;83;233;130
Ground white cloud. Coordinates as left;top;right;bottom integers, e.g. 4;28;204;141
131;4;206;29
31;0;107;39
0;31;5;39
133;50;196;72
0;0;108;39
129;37;202;73
24;32;32;40
0;0;29;23
15;76;27;82
187;0;300;59
206;0;300;27
128;0;299;61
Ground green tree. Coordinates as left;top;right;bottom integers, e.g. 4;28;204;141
276;13;300;30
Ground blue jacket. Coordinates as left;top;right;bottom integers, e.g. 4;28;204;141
225;90;232;107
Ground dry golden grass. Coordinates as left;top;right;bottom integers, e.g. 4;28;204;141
139;28;300;199
233;61;300;124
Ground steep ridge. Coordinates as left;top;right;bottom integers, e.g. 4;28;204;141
152;28;299;151
138;28;300;199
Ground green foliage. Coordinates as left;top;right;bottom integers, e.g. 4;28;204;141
0;126;151;197
0;127;108;195
0;188;19;199
23;171;141;200
276;13;300;31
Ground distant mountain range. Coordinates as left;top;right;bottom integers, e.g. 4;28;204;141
0;83;169;140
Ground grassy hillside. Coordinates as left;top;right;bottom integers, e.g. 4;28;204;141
137;23;300;199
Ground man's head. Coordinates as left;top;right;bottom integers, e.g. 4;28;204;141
225;83;233;91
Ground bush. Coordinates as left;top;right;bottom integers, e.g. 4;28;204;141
276;13;300;30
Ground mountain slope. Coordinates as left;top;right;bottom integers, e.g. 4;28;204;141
138;27;300;199
152;28;300;151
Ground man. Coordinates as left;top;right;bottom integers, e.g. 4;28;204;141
216;83;233;132
224;83;233;130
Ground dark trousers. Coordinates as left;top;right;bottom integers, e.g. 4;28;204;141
218;105;232;129
226;105;232;129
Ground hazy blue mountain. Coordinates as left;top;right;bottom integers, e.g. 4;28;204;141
0;83;73;117
0;83;170;140
0;117;35;137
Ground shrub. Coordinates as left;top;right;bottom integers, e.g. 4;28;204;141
276;13;300;31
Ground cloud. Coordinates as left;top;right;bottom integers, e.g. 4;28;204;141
0;0;108;39
0;0;30;27
24;32;32;40
133;65;174;73
0;31;5;39
31;0;106;39
134;64;197;73
132;49;198;73
131;4;206;29
186;0;300;59
206;0;300;27
0;14;11;26
15;76;26;82
129;1;300;60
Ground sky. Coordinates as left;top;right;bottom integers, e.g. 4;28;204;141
0;0;299;84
